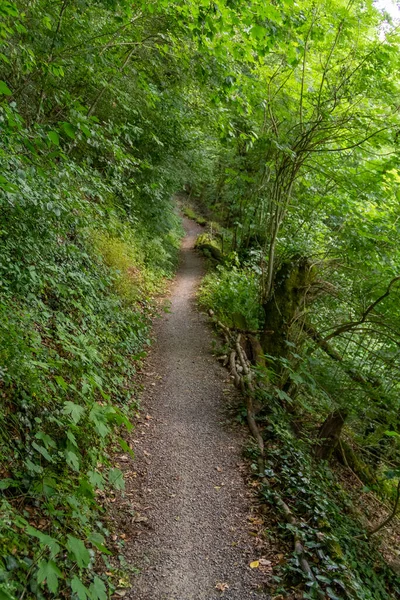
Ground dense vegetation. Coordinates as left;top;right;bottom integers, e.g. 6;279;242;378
194;1;400;598
1;0;400;598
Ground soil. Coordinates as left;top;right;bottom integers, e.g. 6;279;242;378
115;217;270;600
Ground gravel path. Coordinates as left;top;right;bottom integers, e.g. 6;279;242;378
124;217;267;600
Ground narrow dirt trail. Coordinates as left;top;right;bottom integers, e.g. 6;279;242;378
124;217;267;600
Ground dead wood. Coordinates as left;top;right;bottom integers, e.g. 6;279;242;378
335;439;378;488
368;479;400;537
315;409;348;460
304;321;384;405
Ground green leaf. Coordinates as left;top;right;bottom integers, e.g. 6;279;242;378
89;405;110;438
62;122;75;139
71;576;90;600
37;560;62;594
275;388;292;403
67;429;78;447
251;25;265;39
88;532;112;555
0;479;14;490
0;588;16;600
326;588;341;600
64;401;85;424
42;15;52;29
108;467;125;491
26;525;60;557
47;131;60;146
87;470;105;490
35;431;56;449
0;175;18;193
385;430;400;437
32;441;54;462
80;124;91;138
118;437;135;458
0;81;12;95
89;576;107;600
66;536;91;568
55;376;69;390
65;449;80;472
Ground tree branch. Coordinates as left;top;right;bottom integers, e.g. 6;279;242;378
323;276;400;342
368;479;400;537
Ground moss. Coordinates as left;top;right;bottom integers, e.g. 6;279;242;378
336;440;378;489
183;206;207;226
195;232;223;262
261;257;316;358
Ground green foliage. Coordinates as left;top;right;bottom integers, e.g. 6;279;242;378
259;406;400;599
183;206;207;226
199;264;262;331
0;0;190;596
0;151;180;596
2;0;400;596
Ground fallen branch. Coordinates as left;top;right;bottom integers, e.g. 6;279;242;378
368;479;400;537
235;335;264;464
229;350;241;389
338;438;365;487
271;489;324;590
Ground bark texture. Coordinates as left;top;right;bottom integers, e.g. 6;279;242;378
261;257;315;359
315;409;348;460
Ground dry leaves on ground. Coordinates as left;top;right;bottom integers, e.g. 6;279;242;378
215;582;229;592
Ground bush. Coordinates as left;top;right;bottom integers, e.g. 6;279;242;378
198;265;262;330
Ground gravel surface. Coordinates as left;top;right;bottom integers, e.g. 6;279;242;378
124;218;268;600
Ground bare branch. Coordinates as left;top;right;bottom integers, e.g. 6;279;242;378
323;276;400;342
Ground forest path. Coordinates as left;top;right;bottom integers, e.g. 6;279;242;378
123;217;267;600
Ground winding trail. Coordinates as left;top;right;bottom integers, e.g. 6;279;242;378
124;217;267;600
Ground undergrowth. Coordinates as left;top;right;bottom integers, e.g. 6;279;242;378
198;255;400;598
198;264;263;331
0;147;182;598
182;205;207;226
258;403;400;599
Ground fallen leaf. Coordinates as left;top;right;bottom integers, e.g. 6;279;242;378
249;517;263;525
215;582;229;592
259;558;272;566
277;553;285;563
132;514;148;523
250;560;260;569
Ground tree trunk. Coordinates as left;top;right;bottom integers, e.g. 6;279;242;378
315;409;348;460
261;257;315;359
335;440;378;488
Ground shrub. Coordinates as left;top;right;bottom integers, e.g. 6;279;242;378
198;265;262;331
